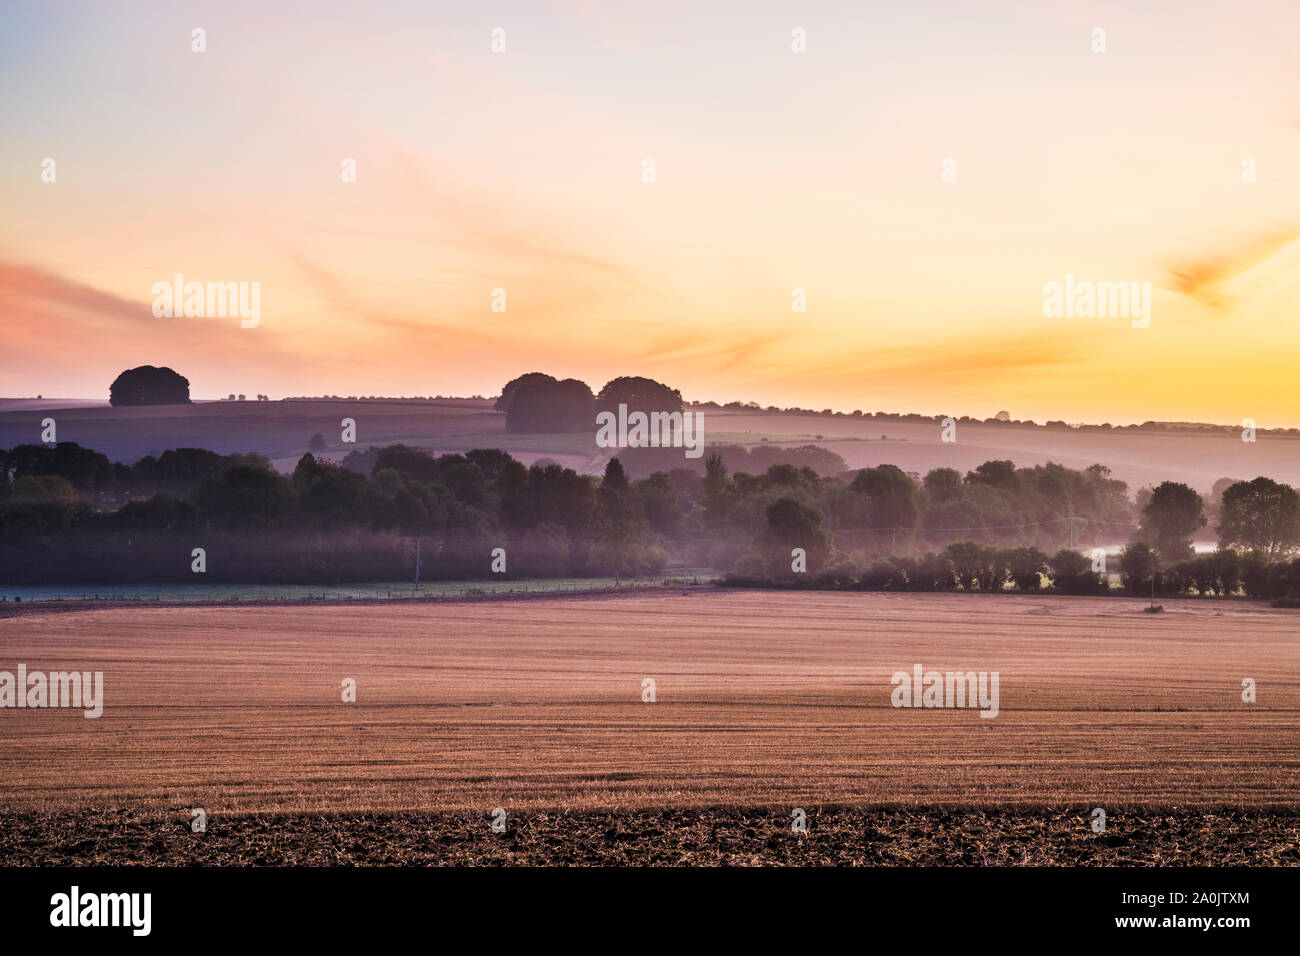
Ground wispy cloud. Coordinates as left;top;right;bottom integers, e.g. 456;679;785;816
0;261;301;397
1166;228;1300;311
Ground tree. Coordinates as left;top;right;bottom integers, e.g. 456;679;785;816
292;454;366;525
0;475;84;532
965;459;1019;491
116;491;197;532
1216;477;1300;556
359;467;444;535
190;464;296;530
109;366;191;406
505;378;594;433
1119;541;1158;594
923;467;963;502
942;540;1005;591
1003;546;1048;590
636;472;681;536
1239;549;1270;597
595;376;682;416
592;458;646;575
373;444;438;483
1207;549;1241;596
130;447;231;494
701;453;730;530
502;463;598;538
851;465;920;535
1048;548;1105;594
1138;481;1205;562
495;372;557;413
758;497;831;575
3;443;116;494
307;433;327;452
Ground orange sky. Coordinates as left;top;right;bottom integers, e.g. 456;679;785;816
2;0;1299;424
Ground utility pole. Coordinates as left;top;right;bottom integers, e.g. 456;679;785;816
414;537;421;589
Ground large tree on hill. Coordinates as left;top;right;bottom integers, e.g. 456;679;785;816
505;378;594;433
495;372;557;414
109;365;191;406
595;376;682;415
1138;481;1205;562
1216;477;1300;556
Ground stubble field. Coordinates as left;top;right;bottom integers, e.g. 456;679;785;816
1;591;1296;864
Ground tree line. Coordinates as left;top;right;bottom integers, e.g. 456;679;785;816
3;440;1300;596
726;472;1300;600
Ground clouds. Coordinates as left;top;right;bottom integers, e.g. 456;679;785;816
0;261;303;398
3;1;1300;421
1166;229;1300;312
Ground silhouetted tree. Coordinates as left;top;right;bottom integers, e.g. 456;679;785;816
109;366;190;406
594;376;682;416
505;378;594;433
495;372;557;413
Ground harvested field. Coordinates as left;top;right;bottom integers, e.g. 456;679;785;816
1;591;1296;816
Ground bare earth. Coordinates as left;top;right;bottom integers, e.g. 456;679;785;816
3;806;1295;866
1;591;1296;815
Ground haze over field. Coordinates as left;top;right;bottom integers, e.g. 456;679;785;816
3;398;1296;498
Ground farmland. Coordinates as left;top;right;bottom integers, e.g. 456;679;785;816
1;591;1296;816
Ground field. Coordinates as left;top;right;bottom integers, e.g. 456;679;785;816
1;590;1296;863
5;807;1295;866
0;576;685;604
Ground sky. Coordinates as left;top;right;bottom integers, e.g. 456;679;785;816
1;0;1298;424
